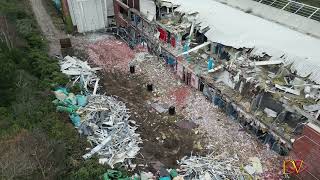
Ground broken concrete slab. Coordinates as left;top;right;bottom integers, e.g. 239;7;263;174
250;60;282;66
264;108;277;118
275;84;300;96
303;104;320;112
249;157;263;174
151;102;168;113
244;165;255;175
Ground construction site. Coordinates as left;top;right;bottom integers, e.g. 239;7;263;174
1;0;320;179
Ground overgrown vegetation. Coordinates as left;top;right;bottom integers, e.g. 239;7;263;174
0;0;108;179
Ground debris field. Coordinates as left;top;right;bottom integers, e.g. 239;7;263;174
63;34;284;179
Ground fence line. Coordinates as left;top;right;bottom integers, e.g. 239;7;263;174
252;0;320;21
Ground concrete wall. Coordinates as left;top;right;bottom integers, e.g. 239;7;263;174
216;0;320;38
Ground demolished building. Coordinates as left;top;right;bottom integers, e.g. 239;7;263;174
111;0;320;178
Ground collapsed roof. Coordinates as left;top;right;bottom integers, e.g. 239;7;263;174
167;0;320;84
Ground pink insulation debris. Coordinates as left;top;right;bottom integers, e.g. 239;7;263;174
170;87;191;107
87;39;135;72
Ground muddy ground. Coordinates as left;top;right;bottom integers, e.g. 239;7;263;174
101;71;204;172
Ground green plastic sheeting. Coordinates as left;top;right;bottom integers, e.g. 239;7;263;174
69;113;81;127
159;177;171;180
53;87;87;128
66;93;77;105
76;95;88;107
169;169;178;178
55;87;69;95
103;170;137;180
56;106;77;114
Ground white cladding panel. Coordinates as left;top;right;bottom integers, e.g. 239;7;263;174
68;0;112;33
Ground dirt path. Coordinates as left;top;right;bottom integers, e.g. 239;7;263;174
29;0;65;56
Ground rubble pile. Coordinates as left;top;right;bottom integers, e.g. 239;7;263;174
87;39;135;72
57;55;142;168
59;56;101;93
183;93;280;167
178;154;243;179
79;95;142;168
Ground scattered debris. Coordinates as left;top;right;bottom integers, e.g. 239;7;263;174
60;56;101;76
264;108;277;118
178;154;244;179
131;49;280;174
171;87;191;107
244;165;256;175
60;56;101;93
79;95;142;168
250;60;282;66
87;39;135;72
275;84;300;96
244;157;263;176
151;102;168;113
57;53;142;169
303;104;320;112
250;157;263;174
176;120;198;129
140;172;154;180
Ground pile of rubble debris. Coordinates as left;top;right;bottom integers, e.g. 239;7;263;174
178;154;243;179
87;39;135;72
55;55;142;168
79;95;142;168
101;153;263;180
59;55;101;94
